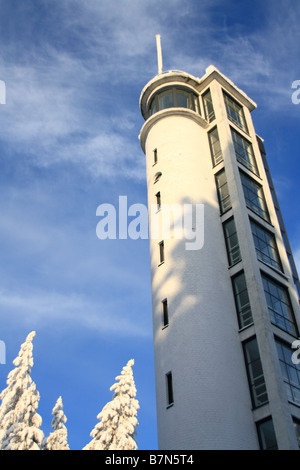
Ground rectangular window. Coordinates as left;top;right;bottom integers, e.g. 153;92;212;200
262;274;297;336
224;92;248;133
208;127;223;166
156;191;161;211
215;170;232;214
243;337;268;408
202;89;215;122
159;241;165;264
250;220;282;271
293;418;300;449
223;218;241;266
232;272;253;329
162;299;169;328
231;128;259;175
240;172;270;222
153;148;158;165
166;372;174;406
256;418;278;450
275;339;300;406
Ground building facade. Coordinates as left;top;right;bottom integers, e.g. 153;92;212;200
139;65;300;450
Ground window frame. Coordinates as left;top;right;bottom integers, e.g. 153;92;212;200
202;88;215;122
159;240;165;265
223;217;242;267
149;86;200;116
261;273;298;336
243;336;269;408
240;171;270;223
208;126;223;167
250;219;282;272
215;169;232;215
161;298;169;328
231;128;259;176
166;371;174;407
231;271;254;329
223;91;248;133
275;338;300;406
256;417;278;450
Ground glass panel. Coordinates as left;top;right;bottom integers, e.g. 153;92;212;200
159;90;174;110
216;171;231;214
262;275;297;336
244;338;268;407
203;90;215;122
208;128;223;166
233;272;253;329
176;90;189;108
257;419;278;450
232;129;259;175
223;218;241;266
224;92;248;133
250;221;282;271
240;172;270;222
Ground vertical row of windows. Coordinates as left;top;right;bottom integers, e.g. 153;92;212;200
259;139;300;301
213;90;300;449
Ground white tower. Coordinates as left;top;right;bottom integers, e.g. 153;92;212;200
139;43;300;450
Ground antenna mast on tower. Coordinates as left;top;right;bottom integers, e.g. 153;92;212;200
156;35;163;74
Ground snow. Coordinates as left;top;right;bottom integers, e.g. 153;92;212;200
83;359;140;450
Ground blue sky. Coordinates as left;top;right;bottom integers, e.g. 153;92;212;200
0;0;299;450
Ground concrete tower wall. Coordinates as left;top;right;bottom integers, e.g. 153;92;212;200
141;108;259;449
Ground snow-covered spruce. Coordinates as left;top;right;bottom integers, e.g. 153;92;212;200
0;331;44;450
83;359;140;450
41;396;70;450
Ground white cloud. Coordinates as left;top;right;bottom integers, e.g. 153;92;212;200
0;288;149;338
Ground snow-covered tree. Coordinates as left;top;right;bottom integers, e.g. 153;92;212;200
83;359;139;450
42;396;70;450
0;331;44;450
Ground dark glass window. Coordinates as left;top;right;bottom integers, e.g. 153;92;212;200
250;220;282;271
240;172;270;222
162;299;169;328
223;218;241;266
202;89;215;122
276;339;300;405
208;127;223;166
166;372;174;406
293;418;300;449
156;192;161;211
224;92;248;133
215;170;231;214
262;274;297;336
159;241;165;264
257;418;278;450
243;337;268;408
150;87;200;115
232;129;259;175
232;272;253;329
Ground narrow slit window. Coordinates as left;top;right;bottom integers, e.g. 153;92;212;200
159;241;165;264
162;299;169;327
166;372;174;406
156;191;161;211
153;148;158;165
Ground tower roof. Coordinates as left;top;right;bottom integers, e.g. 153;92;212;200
140;65;257;120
